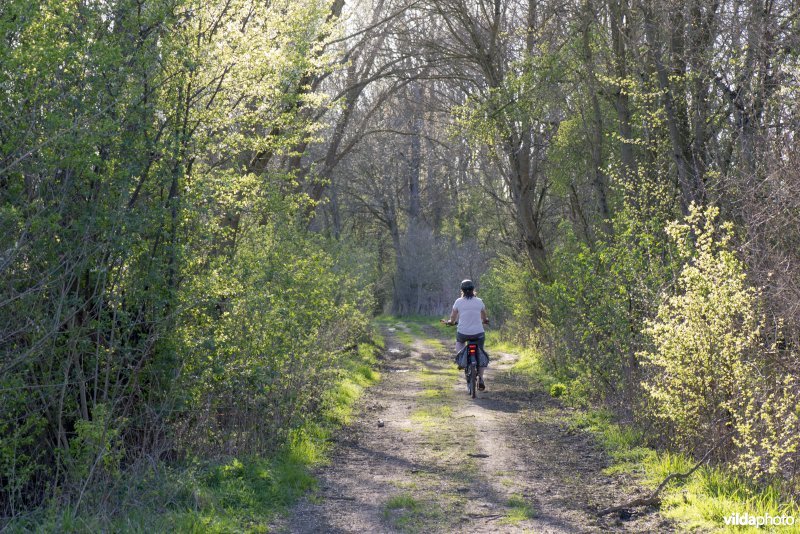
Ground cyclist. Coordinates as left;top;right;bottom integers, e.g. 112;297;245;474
443;279;489;391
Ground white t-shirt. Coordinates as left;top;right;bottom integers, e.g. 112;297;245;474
453;296;486;335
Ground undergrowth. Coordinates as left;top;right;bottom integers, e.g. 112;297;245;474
6;334;384;533
497;335;800;533
571;409;799;532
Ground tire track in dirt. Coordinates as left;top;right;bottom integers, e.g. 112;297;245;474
277;321;674;533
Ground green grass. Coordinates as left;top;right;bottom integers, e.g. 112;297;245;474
502;493;536;524
395;330;416;345
11;336;384;533
375;314;452;351
410;405;453;420
324;341;382;426
421;336;446;351
493;335;800;533
382;492;443;533
169;451;318;532
382;493;423;531
385;493;423;512
569;408;800;533
374;314;454;334
18;451;319;533
420;388;443;399
486;331;557;390
413;363;457;428
403;319;425;338
410;405;453;430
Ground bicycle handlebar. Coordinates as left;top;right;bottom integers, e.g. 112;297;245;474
440;319;490;326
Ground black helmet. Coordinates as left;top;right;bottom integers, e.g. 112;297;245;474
460;279;475;291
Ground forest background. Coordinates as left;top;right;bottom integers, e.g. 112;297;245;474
1;0;799;526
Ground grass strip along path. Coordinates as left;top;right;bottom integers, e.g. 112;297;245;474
278;317;672;533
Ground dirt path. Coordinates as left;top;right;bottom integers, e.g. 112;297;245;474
277;321;673;533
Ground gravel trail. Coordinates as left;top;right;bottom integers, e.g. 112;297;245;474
278;321;672;533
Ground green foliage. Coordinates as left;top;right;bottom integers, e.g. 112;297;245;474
549;383;567;398
0;0;371;518
642;204;800;477
3;339;381;531
175;203;374;453
0;384;46;515
642;204;760;448
452;48;566;149
571;407;799;532
67;404;125;481
505;190;676;406
14;454;316;533
480;257;539;338
1;0;187;510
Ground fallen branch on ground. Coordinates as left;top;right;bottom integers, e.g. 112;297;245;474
596;447;714;517
466;513;503;520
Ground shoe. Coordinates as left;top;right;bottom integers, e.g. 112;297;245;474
478;379;486;391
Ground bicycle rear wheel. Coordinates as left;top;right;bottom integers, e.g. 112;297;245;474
470;364;477;398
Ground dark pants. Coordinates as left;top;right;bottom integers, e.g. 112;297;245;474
456;332;486;350
456;332;486;368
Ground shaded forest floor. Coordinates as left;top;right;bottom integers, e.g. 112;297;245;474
274;318;674;533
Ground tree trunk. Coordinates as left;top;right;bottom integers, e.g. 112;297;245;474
506;130;550;279
582;0;612;237
641;0;704;211
609;0;638;198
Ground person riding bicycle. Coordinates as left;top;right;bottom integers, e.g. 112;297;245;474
443;279;489;391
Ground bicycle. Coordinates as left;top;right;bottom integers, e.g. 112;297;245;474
441;320;489;398
463;340;480;398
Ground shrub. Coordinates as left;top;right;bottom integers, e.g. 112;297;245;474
173;202;374;456
529;197;676;406
67;404;125;481
549;383;567;398
641;204;800;478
